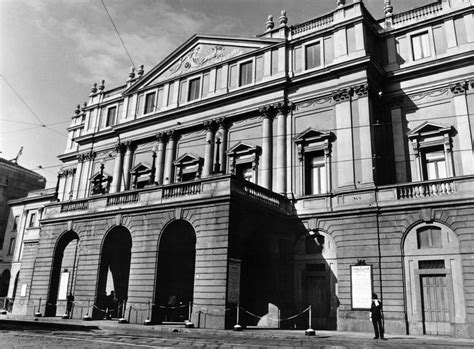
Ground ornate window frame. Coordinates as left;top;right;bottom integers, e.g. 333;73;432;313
173;153;203;182
407;121;455;181
294;128;333;196
226;142;261;183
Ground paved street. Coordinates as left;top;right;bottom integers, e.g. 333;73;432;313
1;319;474;348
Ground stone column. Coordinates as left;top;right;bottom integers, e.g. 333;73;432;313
110;142;124;193
202;121;216;178
155;132;167;185
217;118;228;173
122;141;134;191
390;97;408;183
73;155;85;199
333;88;355;188
163;131;177;184
259;105;274;190
81;151;96;198
450;82;473;175
275;102;288;194
354;84;374;186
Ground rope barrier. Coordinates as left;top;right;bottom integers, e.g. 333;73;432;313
241;306;310;322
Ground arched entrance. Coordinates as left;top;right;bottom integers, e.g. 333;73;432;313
0;269;10;297
294;230;338;330
95;226;132;320
403;222;465;336
154;220;196;323
46;231;79;317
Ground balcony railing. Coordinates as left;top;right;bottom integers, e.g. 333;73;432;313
60;200;89;212
396;178;455;199
392;1;443;26
291;13;333;36
162;181;201;199
106;192;140;206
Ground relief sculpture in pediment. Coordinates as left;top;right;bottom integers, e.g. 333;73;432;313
157;44;251;82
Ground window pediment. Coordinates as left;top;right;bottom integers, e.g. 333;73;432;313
130;162;152;175
174;153;203;181
295;128;333;146
226;142;261;157
407;122;453;140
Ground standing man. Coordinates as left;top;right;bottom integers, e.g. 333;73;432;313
370;293;385;340
66;293;74;318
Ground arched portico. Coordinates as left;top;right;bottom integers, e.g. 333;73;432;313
403;221;466;336
45;230;79;317
95;226;132;319
153;219;196;323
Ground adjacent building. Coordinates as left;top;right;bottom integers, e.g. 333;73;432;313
0;157;46;300
9;0;474;338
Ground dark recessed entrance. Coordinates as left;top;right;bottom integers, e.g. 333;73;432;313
95;226;132;319
154;219;196;323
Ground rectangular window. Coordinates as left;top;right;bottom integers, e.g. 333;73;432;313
202;73;210;98
239;61;253;86
179;80;187;104
106;106;117;127
144;92;156;114
255;55;264;82
417;227;442;249
236;163;254;183
28;213;36;228
294;46;302;72
305;42;321;70
271;49;279;75
411;32;431;60
454;16;467;46
188;77;201;101
8;238;16;255
167;82;175;105
12;216;19;231
423;149;447;180
305;153;326;195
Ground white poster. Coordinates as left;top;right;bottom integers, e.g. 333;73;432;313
58;272;69;300
20;284;27;297
351;265;372;309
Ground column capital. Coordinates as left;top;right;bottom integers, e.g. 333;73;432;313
83;150;96;161
353;83;369;98
123;140;135;152
114;142;125;153
272;100;294;115
332;88;353;103
156;132;167;142
386;96;404;109
259;104;276;119
166;129;178;141
216;117;229;130
203;120;217;131
450;81;468;95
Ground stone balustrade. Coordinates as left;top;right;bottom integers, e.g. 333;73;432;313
396;179;455;199
162;182;202;199
60;200;89;212
106;192;140;206
291;13;333;36
392;1;443;26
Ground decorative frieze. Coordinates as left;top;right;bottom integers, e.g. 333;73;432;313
353;84;369;98
332;88;353;103
297;96;332;109
450;81;468;95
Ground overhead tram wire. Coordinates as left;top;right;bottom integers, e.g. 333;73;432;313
0;73;68;138
100;0;136;69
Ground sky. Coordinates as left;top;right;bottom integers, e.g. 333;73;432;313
0;0;433;187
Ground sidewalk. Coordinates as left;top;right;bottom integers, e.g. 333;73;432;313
1;313;474;346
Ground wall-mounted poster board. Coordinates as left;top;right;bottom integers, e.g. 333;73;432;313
227;258;241;304
350;265;372;310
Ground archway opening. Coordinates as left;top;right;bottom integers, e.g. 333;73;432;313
46;231;79;317
95;226;132;320
0;269;10;297
154;220;196;323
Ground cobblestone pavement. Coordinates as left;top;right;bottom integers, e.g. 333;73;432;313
1;320;474;348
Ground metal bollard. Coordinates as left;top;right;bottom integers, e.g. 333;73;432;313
305;305;315;336
34;298;42;317
233;303;242;331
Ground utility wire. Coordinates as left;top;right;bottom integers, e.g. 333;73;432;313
100;0;136;69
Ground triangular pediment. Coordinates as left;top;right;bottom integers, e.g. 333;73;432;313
174;153;202;165
295;128;332;143
124;34;282;94
408;122;452;138
227;142;260;155
130;162;151;173
90;171;111;180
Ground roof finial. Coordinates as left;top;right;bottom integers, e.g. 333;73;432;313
90;82;97;95
337;0;346;7
127;66;136;82
384;0;393;17
137;64;144;77
265;15;274;31
75;104;81;115
98;80;105;92
279;10;287;27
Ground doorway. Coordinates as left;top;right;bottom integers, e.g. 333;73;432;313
420;274;451;335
